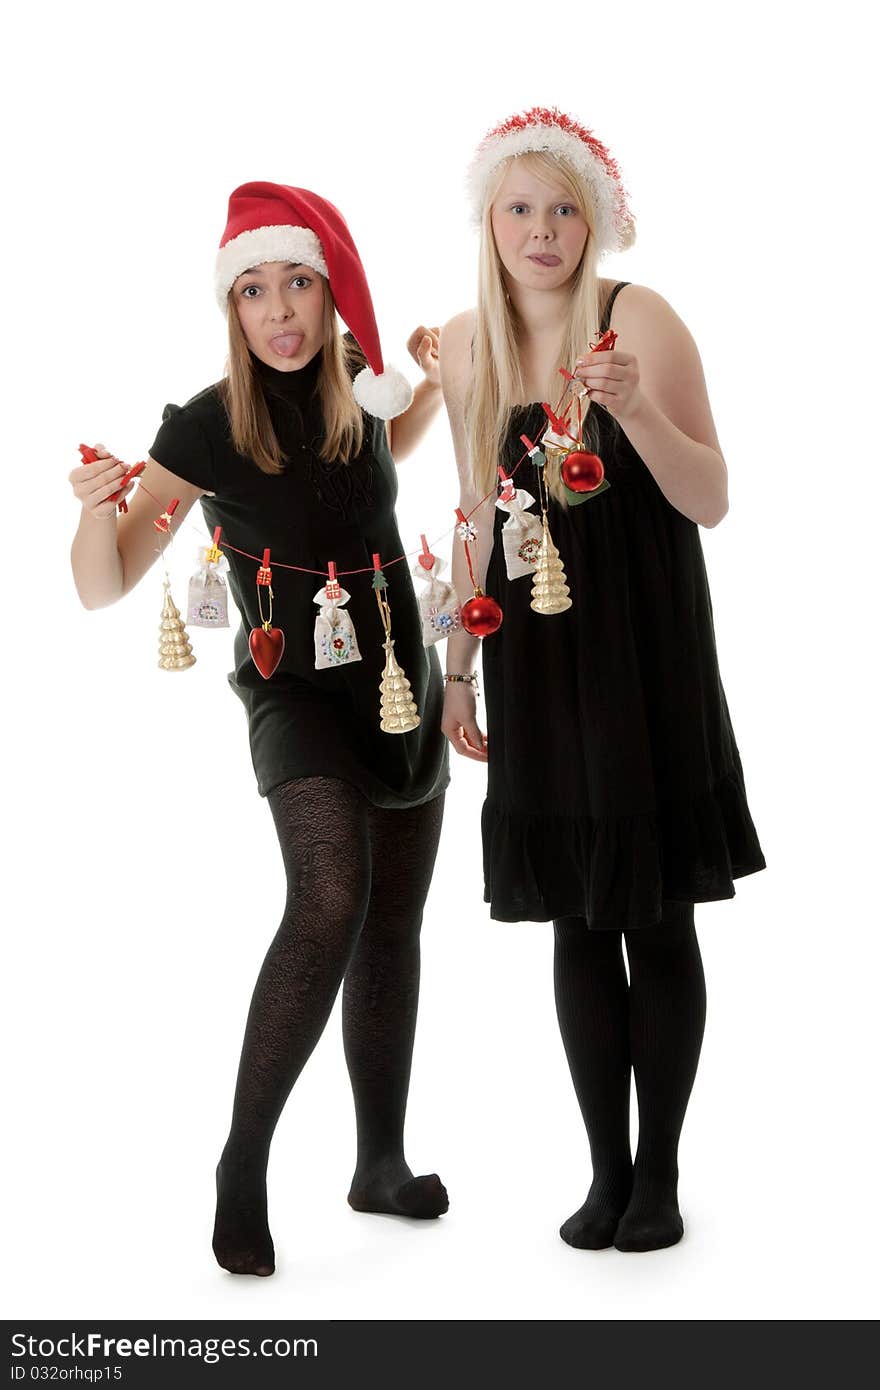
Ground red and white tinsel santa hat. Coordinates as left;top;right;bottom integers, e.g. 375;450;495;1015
466;107;636;255
214;181;413;420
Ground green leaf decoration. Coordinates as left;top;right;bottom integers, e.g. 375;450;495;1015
563;478;611;507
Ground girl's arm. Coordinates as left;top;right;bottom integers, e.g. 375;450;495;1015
70;451;205;609
438;310;493;763
387;327;444;462
576;285;729;528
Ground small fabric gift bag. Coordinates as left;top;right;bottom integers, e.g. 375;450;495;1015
187;548;230;628
496;488;543;580
313;583;363;669
410;554;462;647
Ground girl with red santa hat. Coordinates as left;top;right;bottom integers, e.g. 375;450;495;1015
70;183;450;1276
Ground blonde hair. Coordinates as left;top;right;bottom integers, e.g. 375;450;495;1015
467;150;602;506
220;282;365;474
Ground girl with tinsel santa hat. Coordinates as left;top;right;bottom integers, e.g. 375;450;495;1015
440;107;765;1252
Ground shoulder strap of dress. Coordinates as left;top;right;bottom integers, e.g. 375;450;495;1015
600;281;630;333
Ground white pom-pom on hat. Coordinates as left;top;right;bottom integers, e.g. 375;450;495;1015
352;364;413;420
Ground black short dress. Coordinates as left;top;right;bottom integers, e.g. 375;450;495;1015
149;348;449;810
481;282;766;929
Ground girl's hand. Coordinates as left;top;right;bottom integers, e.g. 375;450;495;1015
406;325;441;388
441;681;488;763
573;349;642;422
68;444;136;519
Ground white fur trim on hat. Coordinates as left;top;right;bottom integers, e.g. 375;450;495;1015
466;121;635;255
352;364;413;420
214;225;329;310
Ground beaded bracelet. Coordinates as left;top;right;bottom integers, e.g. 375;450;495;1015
444;672;480;694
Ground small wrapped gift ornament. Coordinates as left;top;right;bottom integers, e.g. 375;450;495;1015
187;531;230;628
496;487;543;580
411;545;462;647
313;564;362;670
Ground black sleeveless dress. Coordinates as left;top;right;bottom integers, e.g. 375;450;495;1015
148;348;449;810
481;283;765;929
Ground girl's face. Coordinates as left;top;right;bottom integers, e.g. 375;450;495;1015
233;259;326;370
490;162;588;292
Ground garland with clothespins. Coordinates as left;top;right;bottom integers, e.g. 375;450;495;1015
76;326;617;722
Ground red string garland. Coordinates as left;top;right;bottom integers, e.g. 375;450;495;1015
83;335;616;588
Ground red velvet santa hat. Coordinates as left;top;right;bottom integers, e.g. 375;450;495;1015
215;182;412;420
467;107;636;254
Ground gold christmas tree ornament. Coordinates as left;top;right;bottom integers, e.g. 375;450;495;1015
158;580;197;670
379;639;421;733
530;518;573;615
372;553;420;733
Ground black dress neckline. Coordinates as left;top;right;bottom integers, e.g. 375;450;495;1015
250;348;323;405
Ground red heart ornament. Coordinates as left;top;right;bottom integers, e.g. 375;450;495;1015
249;626;285;679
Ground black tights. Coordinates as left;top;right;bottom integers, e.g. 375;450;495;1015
213;777;446;1276
553;902;707;1251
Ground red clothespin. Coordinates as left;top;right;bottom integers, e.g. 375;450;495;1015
541;403;575;439
205;526;223;565
418;533;436;572
520;433;544;461
112;461;146;512
324;560;341;601
497;465;516;502
153;498;179;532
372;552;388;592
591;328;618;352
455;507;477;543
256;548;272;586
79;444;143;513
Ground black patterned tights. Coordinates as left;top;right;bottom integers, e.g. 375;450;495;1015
212;777;446;1276
553;902;707;1252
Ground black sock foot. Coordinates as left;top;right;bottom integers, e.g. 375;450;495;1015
348;1159;449;1219
560;1170;633;1250
613;1176;684;1252
212;1159;275;1276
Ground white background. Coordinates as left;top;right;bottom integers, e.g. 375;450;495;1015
3;0;877;1322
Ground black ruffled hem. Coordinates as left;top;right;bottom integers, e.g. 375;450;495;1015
482;771;766;929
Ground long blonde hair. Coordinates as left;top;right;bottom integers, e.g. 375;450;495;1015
220;283;365;474
467;150;602;505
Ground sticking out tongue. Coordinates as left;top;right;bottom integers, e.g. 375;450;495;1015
270;333;304;358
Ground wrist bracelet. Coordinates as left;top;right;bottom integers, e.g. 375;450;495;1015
445;672;480;694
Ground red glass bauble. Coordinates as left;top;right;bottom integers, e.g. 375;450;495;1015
461;593;503;637
561;450;605;492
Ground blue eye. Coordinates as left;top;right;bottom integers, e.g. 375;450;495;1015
241;284;260;298
511;204;528;214
556;205;577;216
